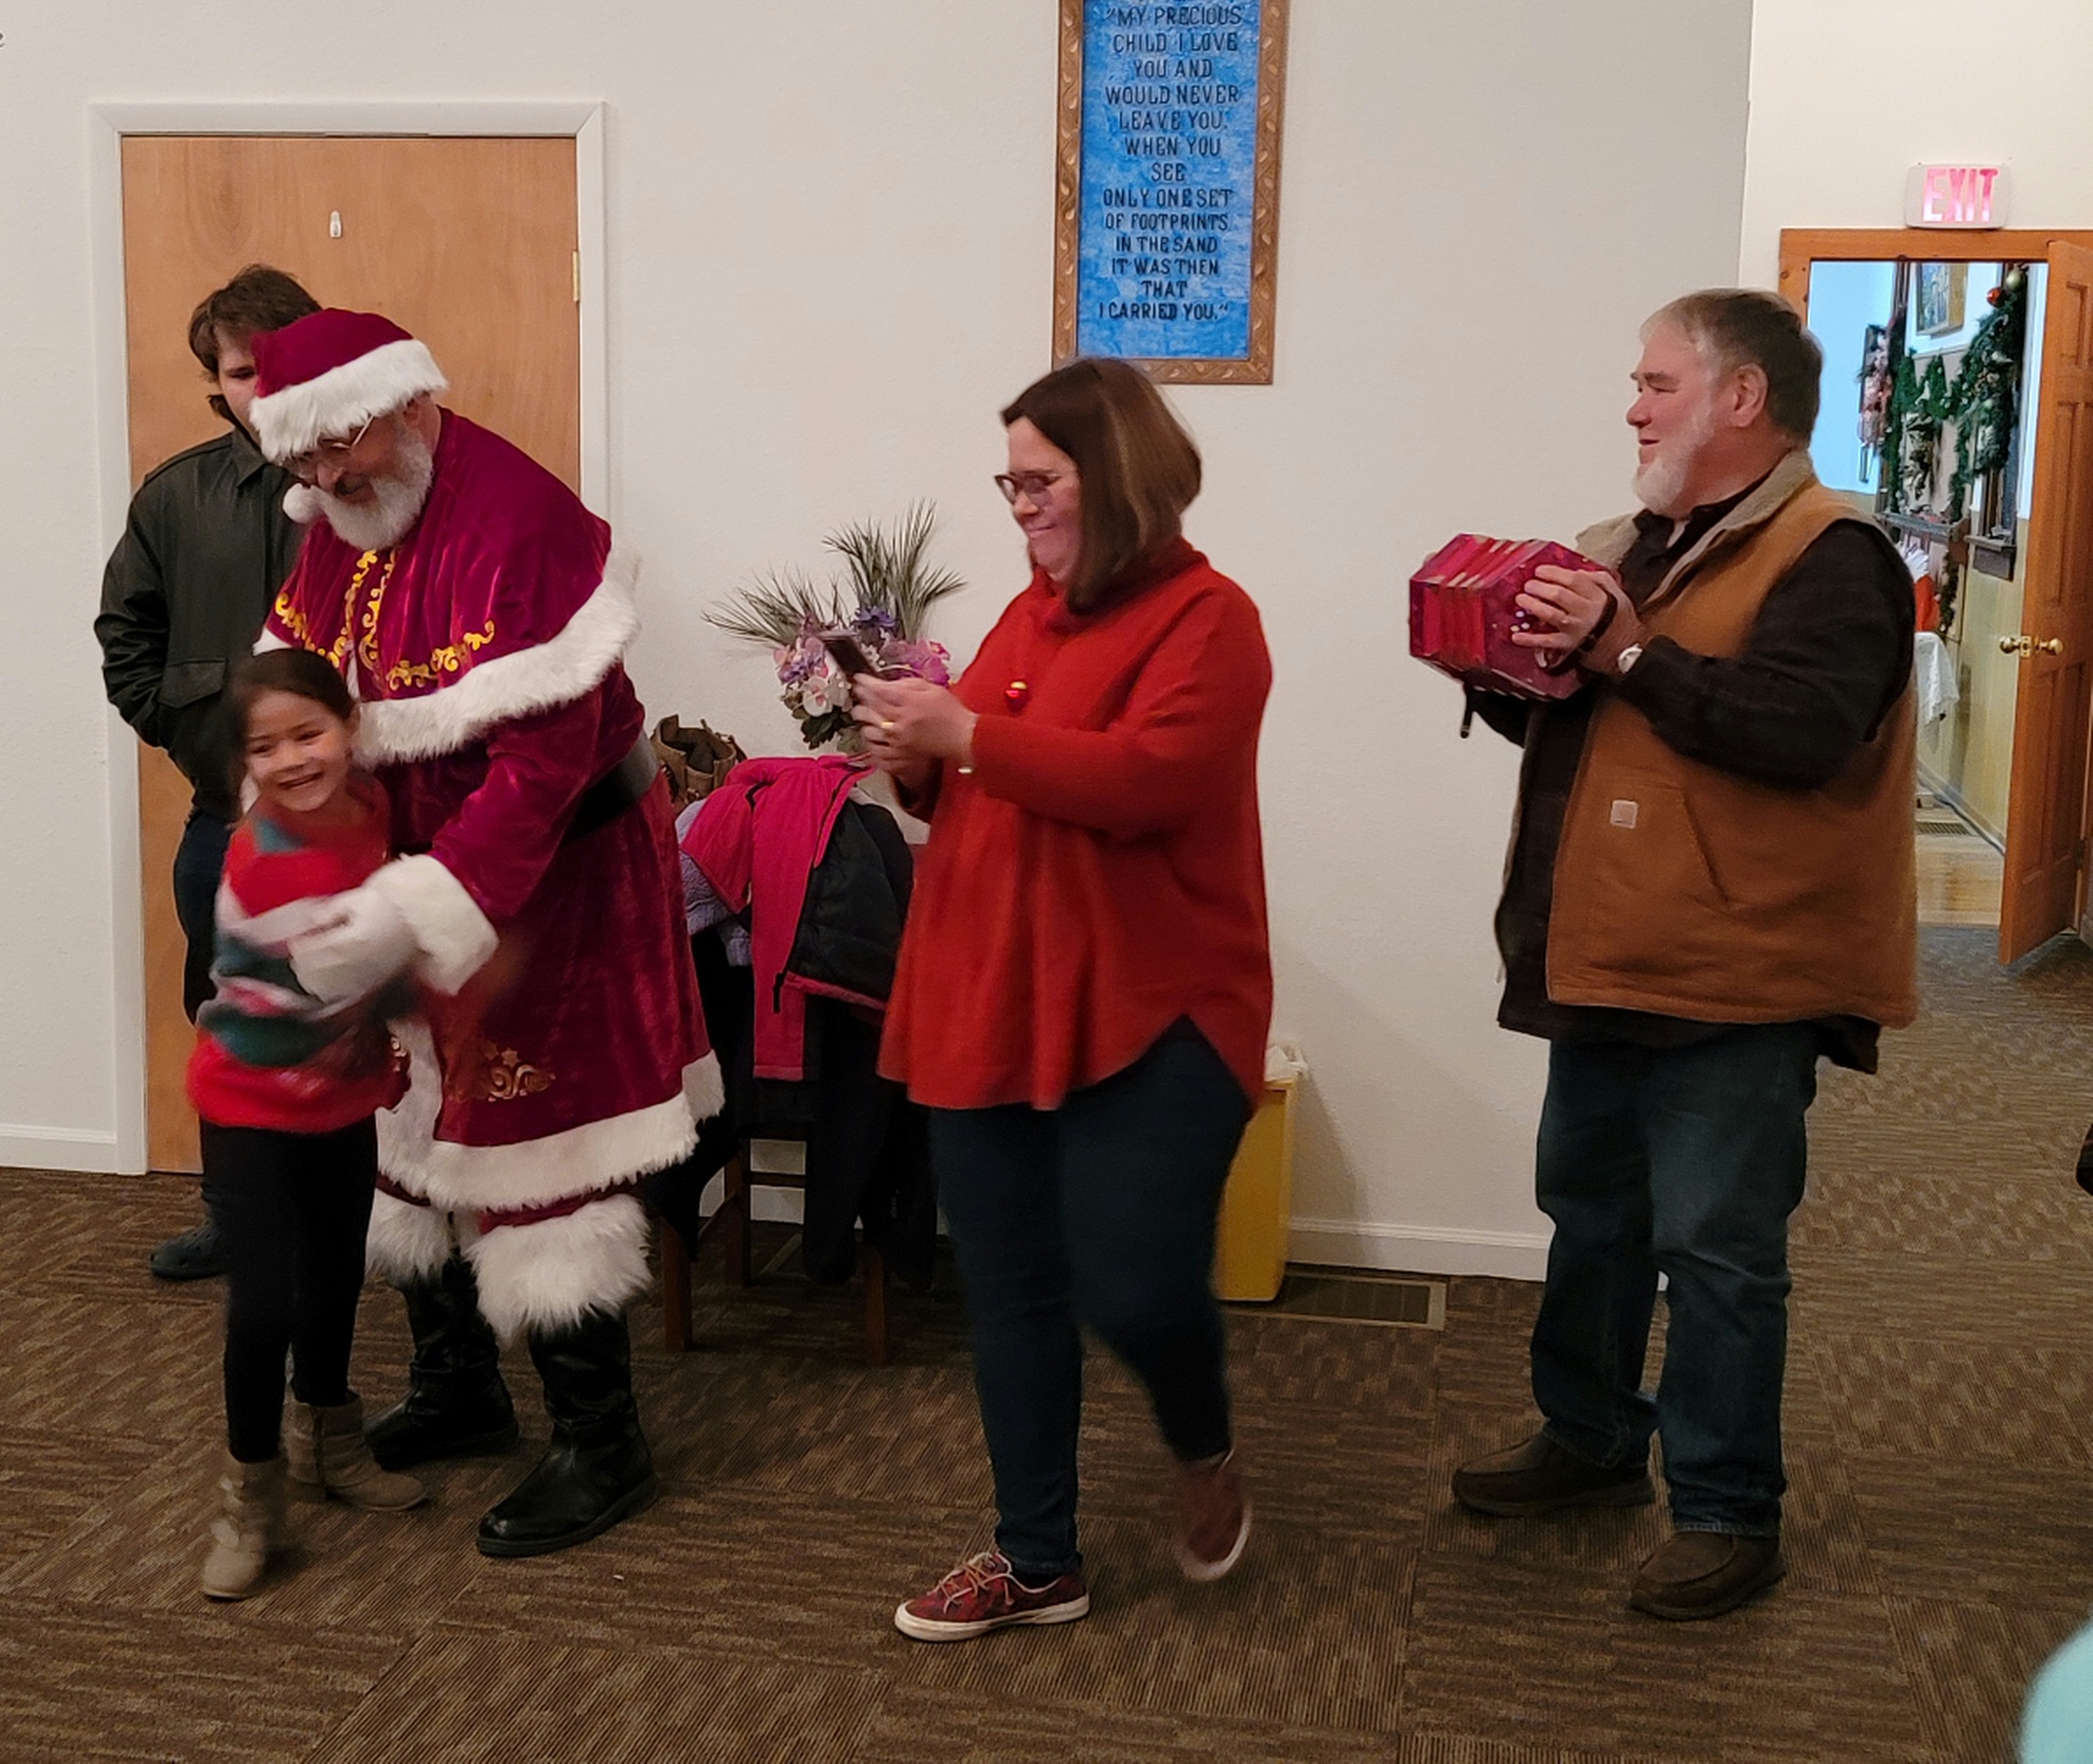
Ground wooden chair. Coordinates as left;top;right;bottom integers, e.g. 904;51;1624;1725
654;1143;891;1365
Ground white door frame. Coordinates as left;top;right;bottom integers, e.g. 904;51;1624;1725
89;100;608;1174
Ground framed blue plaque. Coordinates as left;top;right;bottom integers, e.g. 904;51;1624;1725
1053;0;1290;383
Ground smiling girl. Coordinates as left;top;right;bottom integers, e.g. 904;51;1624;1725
187;649;425;1600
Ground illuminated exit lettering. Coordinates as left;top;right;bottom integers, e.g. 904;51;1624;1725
1904;164;2011;229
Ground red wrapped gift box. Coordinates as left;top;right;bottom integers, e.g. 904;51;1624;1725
1408;534;1599;702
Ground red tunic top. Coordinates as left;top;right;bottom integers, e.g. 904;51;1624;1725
880;541;1273;1110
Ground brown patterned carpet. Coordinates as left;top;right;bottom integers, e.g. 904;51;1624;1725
4;925;2092;1760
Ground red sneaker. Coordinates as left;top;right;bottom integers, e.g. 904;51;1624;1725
893;1549;1091;1642
1175;1450;1251;1582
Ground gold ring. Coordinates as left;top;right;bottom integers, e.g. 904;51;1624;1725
880;719;896;732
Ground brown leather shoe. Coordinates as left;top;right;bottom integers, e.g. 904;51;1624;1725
1629;1531;1783;1621
1451;1430;1654;1517
1174;1450;1251;1583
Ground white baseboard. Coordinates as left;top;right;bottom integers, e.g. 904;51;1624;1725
687;1155;1549;1279
0;1125;123;1175
1288;1215;1550;1282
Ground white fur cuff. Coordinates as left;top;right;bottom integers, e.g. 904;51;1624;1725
370;855;499;996
365;1188;456;1285
464;1194;652;1341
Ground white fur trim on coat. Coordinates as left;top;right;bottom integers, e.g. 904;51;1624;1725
465;1192;652;1340
380;1051;721;1214
376;1018;443;1194
365;1187;457;1286
352;552;642;766
252;338;449;464
368;855;498;996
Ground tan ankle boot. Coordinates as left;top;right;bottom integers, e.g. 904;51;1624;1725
288;1396;428;1512
201;1453;287;1600
284;1401;322;1498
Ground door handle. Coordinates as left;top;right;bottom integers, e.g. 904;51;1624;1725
1999;635;2066;656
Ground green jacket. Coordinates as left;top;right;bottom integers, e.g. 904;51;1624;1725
94;424;305;818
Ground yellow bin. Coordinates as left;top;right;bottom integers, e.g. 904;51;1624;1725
1214;1075;1297;1302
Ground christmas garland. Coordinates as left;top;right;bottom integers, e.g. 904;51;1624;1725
1880;265;2028;521
1885;353;1951;514
1945;265;2026;523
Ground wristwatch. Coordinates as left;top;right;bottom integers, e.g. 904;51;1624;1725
1613;642;1644;676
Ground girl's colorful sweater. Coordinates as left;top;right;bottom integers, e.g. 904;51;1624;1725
186;775;409;1133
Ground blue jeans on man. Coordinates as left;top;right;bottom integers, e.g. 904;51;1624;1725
1530;1023;1818;1538
173;807;234;1022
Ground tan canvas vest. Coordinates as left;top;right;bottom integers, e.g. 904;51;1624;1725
1545;460;1919;1029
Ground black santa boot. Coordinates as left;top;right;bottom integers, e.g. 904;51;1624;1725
365;1254;520;1471
475;1306;657;1558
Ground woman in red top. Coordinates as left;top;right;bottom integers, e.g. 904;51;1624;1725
854;358;1273;1642
186;650;425;1600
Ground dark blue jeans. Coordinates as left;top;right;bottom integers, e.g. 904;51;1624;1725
173;807;233;1023
931;1020;1251;1582
1531;1025;1818;1538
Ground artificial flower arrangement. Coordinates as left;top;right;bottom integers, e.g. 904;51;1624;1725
707;503;963;750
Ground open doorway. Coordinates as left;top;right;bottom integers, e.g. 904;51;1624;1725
1781;229;2093;961
1803;256;2044;927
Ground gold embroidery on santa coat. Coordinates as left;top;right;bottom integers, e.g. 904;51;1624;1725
385;621;497;691
273;550;392;674
356;549;397;673
271;587;314;647
468;1041;554;1102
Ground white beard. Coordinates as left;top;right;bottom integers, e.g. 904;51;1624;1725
316;430;435;551
1631;400;1719;517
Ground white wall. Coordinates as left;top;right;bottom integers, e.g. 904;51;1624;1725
1741;0;2093;285
0;0;1752;1276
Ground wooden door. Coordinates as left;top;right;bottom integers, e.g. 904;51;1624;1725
1999;241;2093;960
122;134;581;1171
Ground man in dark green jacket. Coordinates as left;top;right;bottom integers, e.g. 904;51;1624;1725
95;265;319;1280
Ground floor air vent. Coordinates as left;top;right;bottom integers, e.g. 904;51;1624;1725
1270;1267;1447;1330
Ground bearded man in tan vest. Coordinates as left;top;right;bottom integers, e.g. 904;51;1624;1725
1451;290;1917;1620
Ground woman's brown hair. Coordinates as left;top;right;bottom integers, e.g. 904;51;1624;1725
1000;357;1202;613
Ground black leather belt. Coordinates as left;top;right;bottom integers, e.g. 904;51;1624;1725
563;736;661;844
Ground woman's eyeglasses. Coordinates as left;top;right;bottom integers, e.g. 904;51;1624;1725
994;471;1067;506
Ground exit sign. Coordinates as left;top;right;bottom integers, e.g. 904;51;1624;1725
1905;164;2011;229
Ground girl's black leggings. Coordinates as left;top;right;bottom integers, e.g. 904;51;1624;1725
202;1117;377;1464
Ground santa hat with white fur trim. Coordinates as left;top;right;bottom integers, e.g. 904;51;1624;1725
249;309;449;465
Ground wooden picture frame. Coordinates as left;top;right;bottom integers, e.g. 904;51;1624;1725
1051;0;1290;383
1915;260;1968;336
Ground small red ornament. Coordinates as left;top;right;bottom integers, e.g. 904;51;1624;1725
1004;679;1030;710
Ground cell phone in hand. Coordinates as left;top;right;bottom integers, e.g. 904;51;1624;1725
821;633;876;678
824;632;911;681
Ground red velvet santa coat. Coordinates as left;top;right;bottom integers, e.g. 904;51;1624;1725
881;540;1273;1111
262;413;715;1281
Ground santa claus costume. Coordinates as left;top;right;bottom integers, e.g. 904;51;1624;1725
247;310;717;1556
